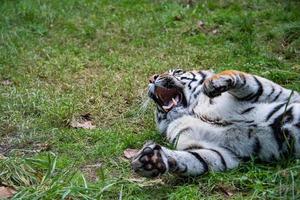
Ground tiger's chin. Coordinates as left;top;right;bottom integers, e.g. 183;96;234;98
148;84;187;113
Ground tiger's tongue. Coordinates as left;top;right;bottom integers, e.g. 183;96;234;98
162;97;178;111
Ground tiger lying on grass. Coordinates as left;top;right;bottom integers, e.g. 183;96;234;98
131;69;300;177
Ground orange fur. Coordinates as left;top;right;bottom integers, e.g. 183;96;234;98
211;70;247;80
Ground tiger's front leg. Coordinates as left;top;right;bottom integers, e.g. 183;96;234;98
202;70;247;98
202;70;297;103
131;141;239;177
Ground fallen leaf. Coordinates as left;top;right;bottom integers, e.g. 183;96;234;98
123;148;139;159
1;80;13;86
212;29;219;35
70;120;96;129
0;186;16;199
197;20;205;28
70;113;96;129
0;154;6;160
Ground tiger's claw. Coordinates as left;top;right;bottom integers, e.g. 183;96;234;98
203;76;234;98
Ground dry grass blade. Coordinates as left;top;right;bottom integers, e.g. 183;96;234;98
126;178;165;187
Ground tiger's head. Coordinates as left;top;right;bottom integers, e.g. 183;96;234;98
148;69;213;118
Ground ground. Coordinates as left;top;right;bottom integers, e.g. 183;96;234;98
0;0;300;199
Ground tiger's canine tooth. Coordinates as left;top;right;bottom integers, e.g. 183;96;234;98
172;98;177;106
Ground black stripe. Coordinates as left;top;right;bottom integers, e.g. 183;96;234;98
171;137;177;145
191;85;198;94
180;77;194;81
173;69;185;75
190;86;202;101
236;92;256;101
269;107;294;151
272;88;282;102
199;115;233;126
183;144;203;151
207;148;227;170
253;137;261;155
248;128;254;138
281;128;294;158
283;107;294;124
188;72;197;90
193;90;201;99
241;107;255;114
198;71;207;84
156;112;167;122
231;119;254;124
249;124;258;128
265;103;286;121
153;145;161;151
188;151;209;173
183;144;228;170
267;86;275;98
252;77;263;102
235;76;263;102
239;74;247;88
270;114;284;150
180;128;192;133
221;146;239;158
171;128;192;145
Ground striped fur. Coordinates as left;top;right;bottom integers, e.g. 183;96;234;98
131;69;300;177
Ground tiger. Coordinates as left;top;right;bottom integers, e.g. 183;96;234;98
131;69;300;177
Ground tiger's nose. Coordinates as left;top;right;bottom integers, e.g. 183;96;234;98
149;74;159;83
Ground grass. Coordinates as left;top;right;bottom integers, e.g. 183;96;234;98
0;0;300;199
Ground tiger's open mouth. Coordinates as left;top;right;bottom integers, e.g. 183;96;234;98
152;86;185;112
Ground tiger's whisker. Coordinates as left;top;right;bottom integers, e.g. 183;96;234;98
139;96;151;114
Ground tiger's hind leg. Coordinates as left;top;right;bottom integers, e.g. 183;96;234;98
131;141;239;177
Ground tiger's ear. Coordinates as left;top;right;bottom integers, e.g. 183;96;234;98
203;69;214;74
199;69;215;77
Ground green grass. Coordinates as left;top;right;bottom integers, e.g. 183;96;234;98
0;0;300;199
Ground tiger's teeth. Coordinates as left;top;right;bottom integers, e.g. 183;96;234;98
172;98;177;106
162;98;178;111
162;104;173;110
162;101;174;110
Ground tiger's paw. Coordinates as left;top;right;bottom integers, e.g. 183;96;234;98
203;75;234;98
131;142;170;178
